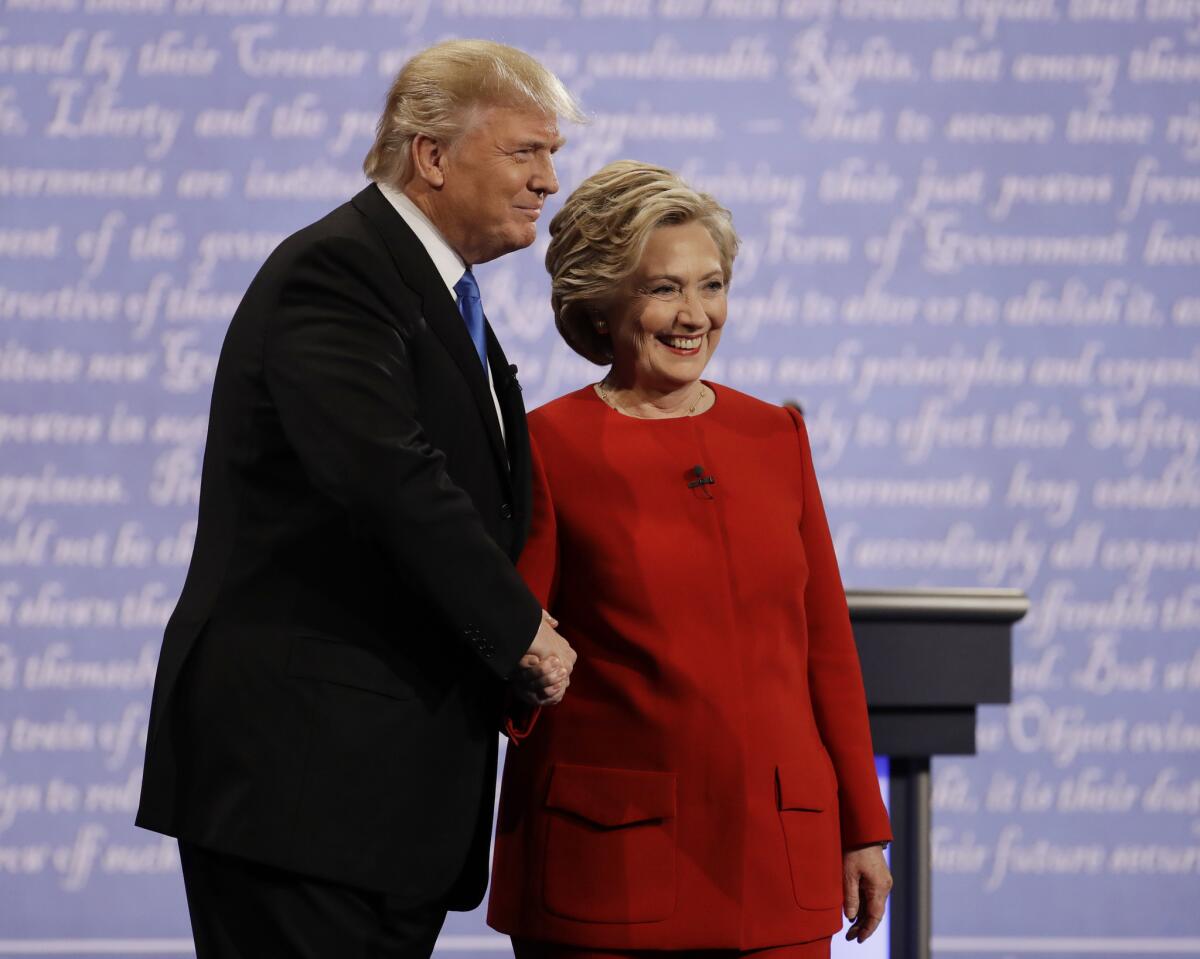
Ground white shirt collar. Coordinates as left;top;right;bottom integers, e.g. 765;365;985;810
376;181;467;296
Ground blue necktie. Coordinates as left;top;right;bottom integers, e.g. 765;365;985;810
454;270;488;373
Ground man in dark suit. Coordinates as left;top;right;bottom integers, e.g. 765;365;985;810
136;40;583;957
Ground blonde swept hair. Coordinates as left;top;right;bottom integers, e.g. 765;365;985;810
546;161;740;365
363;40;585;188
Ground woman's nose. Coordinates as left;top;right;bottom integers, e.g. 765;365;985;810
676;289;706;326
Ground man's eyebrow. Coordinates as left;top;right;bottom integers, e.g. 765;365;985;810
514;136;567;151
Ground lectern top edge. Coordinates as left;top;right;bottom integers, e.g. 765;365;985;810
846;587;1030;624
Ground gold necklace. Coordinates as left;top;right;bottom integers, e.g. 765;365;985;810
596;380;707;418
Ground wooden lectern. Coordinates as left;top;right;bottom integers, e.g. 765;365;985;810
847;587;1029;959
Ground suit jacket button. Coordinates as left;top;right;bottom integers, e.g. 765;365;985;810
500;503;513;519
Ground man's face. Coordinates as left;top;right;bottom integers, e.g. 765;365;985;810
435;105;564;265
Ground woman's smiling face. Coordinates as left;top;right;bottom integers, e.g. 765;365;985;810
604;221;728;393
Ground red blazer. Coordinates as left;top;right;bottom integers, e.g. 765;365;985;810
488;384;890;950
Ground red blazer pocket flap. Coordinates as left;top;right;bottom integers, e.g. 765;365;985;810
546;763;676;828
776;763;832;813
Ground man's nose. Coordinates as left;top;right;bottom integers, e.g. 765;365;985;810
532;153;559;196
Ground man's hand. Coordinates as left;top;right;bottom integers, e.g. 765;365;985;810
843;844;892;943
514;611;575;706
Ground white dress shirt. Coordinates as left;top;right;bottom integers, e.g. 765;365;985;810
377;182;506;444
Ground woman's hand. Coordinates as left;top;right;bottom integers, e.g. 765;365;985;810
842;843;892;943
513;611;571;706
513;653;569;706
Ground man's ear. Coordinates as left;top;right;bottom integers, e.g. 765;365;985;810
411;133;447;189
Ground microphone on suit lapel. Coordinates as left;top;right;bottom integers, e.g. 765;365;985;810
507;364;521;391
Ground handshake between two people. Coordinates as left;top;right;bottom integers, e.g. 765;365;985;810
513;610;576;707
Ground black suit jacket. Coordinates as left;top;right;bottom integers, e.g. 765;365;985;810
136;184;542;907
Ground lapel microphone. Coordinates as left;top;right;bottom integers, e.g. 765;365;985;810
507;364;521;391
687;465;716;490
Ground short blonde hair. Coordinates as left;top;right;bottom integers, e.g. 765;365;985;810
363;40;584;188
546;161;740;365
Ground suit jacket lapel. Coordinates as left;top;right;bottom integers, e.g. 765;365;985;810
351;185;509;480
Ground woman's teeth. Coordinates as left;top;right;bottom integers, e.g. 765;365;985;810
660;336;700;350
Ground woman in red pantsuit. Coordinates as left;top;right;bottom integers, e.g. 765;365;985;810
489;162;892;958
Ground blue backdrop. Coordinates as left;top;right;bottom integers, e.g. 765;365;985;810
1;3;1198;957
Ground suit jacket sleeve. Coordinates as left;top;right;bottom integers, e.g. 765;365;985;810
502;430;561;741
515;430;560;609
788;406;892;848
262;233;541;680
